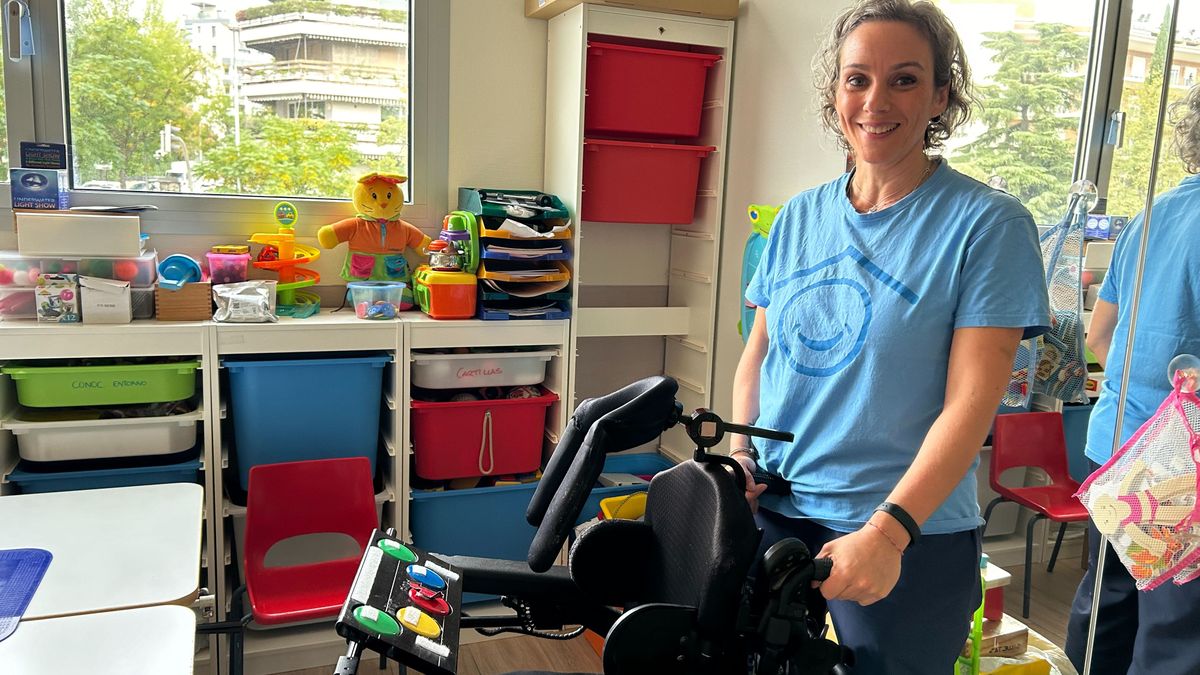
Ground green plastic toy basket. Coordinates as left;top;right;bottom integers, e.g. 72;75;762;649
1;361;201;407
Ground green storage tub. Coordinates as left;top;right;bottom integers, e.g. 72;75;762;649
1;361;200;407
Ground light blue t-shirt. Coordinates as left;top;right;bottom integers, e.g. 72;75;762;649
1085;174;1200;464
745;160;1051;534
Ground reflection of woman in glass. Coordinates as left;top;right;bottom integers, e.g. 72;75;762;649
729;1;1050;671
1066;83;1200;675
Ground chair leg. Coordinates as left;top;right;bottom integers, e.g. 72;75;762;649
232;626;245;675
980;497;1005;536
1047;521;1069;573
230;584;248;675
1023;514;1045;619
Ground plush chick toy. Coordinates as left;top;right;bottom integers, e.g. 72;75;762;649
317;172;431;309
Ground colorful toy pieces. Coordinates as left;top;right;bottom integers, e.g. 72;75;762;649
248;201;321;317
317;172;431;310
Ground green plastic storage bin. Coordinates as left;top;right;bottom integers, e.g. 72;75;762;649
1;361;200;407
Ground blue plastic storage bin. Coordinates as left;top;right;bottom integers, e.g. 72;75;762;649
410;453;673;601
1062;403;1094;483
8;452;202;494
411;452;673;560
223;354;391;490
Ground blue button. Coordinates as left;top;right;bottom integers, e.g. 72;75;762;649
405;564;446;591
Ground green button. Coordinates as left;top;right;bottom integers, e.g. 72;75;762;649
379;539;418;562
353;605;402;636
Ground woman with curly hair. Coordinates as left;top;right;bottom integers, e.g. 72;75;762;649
729;1;1050;671
1065;82;1200;675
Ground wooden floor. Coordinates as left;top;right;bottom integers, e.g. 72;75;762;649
273;634;602;675
1000;556;1086;650
276;559;1085;675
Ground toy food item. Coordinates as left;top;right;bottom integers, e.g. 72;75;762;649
317;172;431;309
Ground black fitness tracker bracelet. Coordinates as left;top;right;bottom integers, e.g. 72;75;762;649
874;502;920;549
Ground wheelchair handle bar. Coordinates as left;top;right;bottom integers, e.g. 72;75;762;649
813;557;833;582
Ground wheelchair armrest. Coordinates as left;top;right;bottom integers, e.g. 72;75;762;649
568;519;655;605
442;555;580;599
602;603;697;675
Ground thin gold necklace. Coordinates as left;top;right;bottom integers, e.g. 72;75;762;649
852;160;935;214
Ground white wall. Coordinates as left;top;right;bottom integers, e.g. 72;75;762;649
449;1;849;427
446;0;548;198
444;1;847;425
711;1;847;427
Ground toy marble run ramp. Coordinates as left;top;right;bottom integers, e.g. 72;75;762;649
249;201;322;317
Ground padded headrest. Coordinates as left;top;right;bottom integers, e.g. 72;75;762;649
525;376;679;572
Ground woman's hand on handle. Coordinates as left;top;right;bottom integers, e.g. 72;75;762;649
733;454;769;513
814;523;903;606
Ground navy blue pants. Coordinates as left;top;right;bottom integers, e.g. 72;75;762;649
755;508;981;675
1065;464;1200;674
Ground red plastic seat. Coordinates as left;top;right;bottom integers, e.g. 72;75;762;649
244;457;378;625
983;412;1089;619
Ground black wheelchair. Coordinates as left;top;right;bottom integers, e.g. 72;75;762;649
333;375;853;675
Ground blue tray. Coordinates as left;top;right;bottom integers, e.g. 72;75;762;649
0;548;52;641
478;305;571;321
8;452;201;494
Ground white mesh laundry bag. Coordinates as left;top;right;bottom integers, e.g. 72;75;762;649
1002;339;1037;408
1076;373;1200;590
1003;182;1093;407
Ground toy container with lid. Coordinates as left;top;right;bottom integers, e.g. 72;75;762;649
0;250;160;289
412;266;476;320
348;281;406;319
206;251;252;285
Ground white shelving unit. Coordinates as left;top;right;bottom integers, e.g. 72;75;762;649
0;312;570;674
209;312;401;674
544;4;735;463
0;320;219;675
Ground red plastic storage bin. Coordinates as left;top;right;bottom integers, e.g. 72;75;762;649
585;40;721;138
582;139;715;224
411;388;558;480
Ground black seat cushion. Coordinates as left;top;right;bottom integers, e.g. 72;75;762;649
569;459;761;640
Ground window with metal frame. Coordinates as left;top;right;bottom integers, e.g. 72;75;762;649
1;0;449;236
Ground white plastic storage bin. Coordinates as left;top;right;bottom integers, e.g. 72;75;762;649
7;409;203;461
411;350;555;389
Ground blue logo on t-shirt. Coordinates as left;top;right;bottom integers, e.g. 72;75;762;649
775;246;918;377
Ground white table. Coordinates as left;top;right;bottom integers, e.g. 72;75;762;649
0;605;196;674
0;483;204;620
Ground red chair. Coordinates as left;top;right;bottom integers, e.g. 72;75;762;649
224;457;378;674
982;412;1089;619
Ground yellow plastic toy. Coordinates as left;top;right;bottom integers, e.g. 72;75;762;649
249;201;321;317
317;172;431;309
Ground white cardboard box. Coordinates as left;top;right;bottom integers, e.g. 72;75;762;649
79;276;132;324
15;210;143;257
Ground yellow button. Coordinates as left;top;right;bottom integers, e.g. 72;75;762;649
397;605;441;639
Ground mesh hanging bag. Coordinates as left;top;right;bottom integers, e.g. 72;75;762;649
1002;182;1093;407
1076;373;1200;590
1032;201;1089;403
1002;339;1037;408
